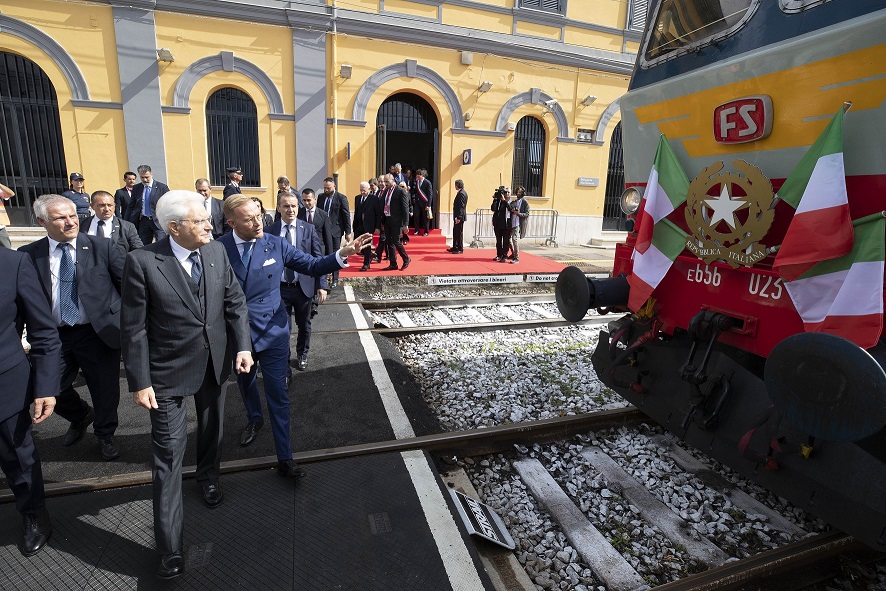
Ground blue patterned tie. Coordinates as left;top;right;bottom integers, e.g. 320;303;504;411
58;243;80;325
143;185;152;216
284;225;296;283
241;241;253;270
189;251;202;284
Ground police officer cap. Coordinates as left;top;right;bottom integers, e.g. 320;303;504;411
226;166;242;174
70;172;85;181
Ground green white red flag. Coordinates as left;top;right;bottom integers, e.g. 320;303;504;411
773;109;853;282
628;135;689;311
783;212;884;349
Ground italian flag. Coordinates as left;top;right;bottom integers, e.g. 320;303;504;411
628;135;690;311
783;212;884;349
773;109;853;282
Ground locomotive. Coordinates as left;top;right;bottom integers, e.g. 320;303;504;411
557;0;886;548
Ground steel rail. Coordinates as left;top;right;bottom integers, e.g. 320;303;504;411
651;530;867;591
358;293;557;310
0;406;644;502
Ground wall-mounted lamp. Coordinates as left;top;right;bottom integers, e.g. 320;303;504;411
157;48;175;63
581;95;598;107
478;81;493;93
339;64;353;79
507;121;517;131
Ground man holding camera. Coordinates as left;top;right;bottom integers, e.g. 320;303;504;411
491;186;511;262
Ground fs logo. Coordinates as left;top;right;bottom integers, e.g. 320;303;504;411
714;96;772;144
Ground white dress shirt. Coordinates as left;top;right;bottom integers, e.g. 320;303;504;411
87;216;113;238
169;235;200;276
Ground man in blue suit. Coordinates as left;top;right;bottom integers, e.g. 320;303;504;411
219;195;371;477
0;247;60;557
266;192;326;372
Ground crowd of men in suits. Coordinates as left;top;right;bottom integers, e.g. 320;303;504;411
0;168;374;579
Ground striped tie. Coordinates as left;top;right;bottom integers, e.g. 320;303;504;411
58;243;80;325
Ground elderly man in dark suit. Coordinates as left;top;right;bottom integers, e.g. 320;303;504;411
20;194;125;461
220;195;369;475
353;181;382;271
448;179;468;254
380;173;411;270
121;190;253;580
124;164;170;246
113;171;137;218
318;177;351;288
0;248;60;557
195;178;226;239
81;190;143;252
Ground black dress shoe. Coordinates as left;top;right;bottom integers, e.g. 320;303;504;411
201;482;223;508
20;511;51;557
158;552;183;579
400;258;411;271
330;280;338;289
240;420;263;447
423;231;428;236
360;265;370;271
99;438;120;461
446;248;454;252
381;264;398;271
277;459;307;479
296;354;308;371
372;256;381;263
63;406;94;446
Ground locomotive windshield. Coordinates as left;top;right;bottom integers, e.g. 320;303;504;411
644;0;756;62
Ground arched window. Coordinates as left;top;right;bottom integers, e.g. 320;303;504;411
0;51;67;226
206;87;259;187
603;122;628;230
512;116;545;196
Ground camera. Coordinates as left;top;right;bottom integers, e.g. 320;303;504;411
493;185;510;200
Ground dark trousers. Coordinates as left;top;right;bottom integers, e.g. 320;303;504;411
237;342;292;462
55;324;120;440
414;203;431;233
149;365;223;555
137;216;166;246
329;233;342;282
494;226;509;259
384;217;408;265
0;361;45;518
452;219;464;251
281;283;313;357
375;228;387;260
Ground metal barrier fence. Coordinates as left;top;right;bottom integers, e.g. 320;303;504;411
469;208;558;248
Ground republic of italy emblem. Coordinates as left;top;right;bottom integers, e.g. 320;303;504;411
684;160;775;268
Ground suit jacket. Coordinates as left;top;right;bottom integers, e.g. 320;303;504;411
223;183;241;200
353;193;382;235
218;231;341;353
414;177;434;209
120;238;251;396
297;208;333;255
491;195;510;229
266;220;327;298
206;197;227;239
0;249;60;422
80;215;144;252
19;233;125;349
318;191;352;240
382;186;410;229
124;180;170;229
114;187;134;218
511;197;530;238
453;188;468;221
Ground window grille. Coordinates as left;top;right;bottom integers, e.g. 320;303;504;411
206;87;260;187
512;116;545;196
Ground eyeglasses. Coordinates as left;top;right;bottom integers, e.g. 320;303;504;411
177;217;211;225
240;215;264;225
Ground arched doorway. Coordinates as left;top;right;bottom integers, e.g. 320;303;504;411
206;87;260;187
376;92;439;224
512;116;545;196
602;122;628;231
0;51;67;226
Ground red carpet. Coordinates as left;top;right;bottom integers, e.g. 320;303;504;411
341;229;566;278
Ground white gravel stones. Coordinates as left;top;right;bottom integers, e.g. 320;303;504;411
396;326;625;431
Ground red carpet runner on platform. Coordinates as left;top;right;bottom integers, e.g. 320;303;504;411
339;229;566;278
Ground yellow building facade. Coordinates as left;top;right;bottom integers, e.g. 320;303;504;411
0;0;643;245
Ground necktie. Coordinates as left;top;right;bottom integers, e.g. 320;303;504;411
97;219;106;237
241;241;253;269
307;209;313;224
384;188;391;216
284;225;296;283
189;251;202;284
143;185;152;216
58;243;80;325
325;196;332;214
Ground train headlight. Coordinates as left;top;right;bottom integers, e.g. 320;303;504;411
620;187;643;215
